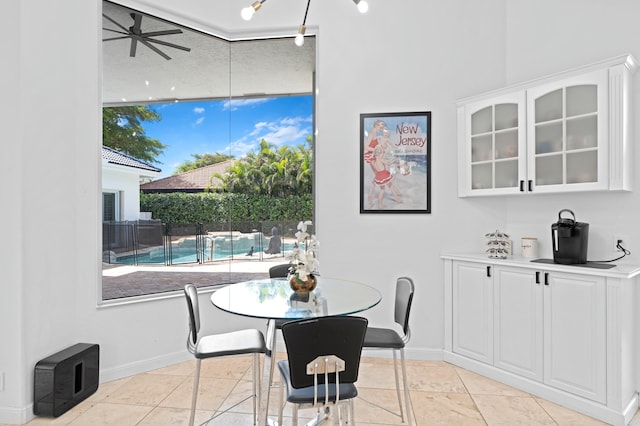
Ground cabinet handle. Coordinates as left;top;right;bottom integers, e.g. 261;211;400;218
535;271;540;284
544;272;549;285
487;266;491;277
519;180;525;192
528;180;533;192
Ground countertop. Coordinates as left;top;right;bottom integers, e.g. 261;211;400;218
441;252;640;279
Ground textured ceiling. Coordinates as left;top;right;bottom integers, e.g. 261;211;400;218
102;1;315;105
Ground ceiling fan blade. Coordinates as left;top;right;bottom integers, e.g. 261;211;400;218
141;29;183;37
129;38;138;57
102;28;129;35
144;38;191;52
103;35;133;42
102;14;129;33
140;39;171;60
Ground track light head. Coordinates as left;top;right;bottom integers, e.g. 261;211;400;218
295;25;306;47
241;0;265;21
353;0;368;13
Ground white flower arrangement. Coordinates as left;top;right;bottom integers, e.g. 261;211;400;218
285;220;320;282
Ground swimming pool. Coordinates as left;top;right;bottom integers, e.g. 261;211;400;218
115;242;295;265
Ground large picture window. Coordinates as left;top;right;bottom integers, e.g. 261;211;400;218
101;1;315;302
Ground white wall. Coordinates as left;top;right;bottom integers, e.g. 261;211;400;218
3;0;640;423
102;164;144;221
0;0;26;420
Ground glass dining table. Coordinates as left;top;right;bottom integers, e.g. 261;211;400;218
210;276;382;426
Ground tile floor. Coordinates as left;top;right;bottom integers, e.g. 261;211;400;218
8;355;631;425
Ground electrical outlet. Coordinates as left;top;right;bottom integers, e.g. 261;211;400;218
614;235;630;252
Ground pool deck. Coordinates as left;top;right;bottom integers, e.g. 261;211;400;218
102;255;288;300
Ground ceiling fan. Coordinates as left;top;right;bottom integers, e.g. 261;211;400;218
102;12;191;60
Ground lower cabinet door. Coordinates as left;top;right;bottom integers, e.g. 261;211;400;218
543;271;606;403
493;266;543;381
452;261;493;364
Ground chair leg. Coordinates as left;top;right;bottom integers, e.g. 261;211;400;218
400;348;412;426
292;405;298;426
278;371;285;426
189;358;201;426
253;353;259;425
391;350;404;422
349;399;355;425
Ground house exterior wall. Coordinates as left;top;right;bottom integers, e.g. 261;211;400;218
102;164;144;221
3;0;640;422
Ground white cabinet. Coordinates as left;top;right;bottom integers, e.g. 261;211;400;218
526;70;608;193
542;271;606;403
493;266;543;381
443;254;640;425
457;54;636;197
452;262;605;402
459;92;526;195
452;261;493;363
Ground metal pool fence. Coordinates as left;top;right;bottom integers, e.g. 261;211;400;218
102;220;309;266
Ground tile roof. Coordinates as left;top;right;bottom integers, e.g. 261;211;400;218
102;146;161;173
140;160;236;191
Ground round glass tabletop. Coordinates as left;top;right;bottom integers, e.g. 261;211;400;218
211;277;381;320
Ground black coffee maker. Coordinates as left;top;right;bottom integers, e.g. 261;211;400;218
552;209;589;264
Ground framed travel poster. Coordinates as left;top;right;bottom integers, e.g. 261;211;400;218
360;111;431;214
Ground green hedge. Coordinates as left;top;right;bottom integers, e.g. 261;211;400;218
140;192;313;223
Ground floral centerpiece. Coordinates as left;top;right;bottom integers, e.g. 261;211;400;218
285;220;319;292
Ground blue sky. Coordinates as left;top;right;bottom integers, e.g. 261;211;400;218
144;95;313;177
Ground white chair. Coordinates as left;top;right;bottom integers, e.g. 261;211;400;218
183;284;266;426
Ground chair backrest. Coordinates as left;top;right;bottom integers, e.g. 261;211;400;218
269;263;291;278
281;316;368;389
184;284;201;353
394;277;415;337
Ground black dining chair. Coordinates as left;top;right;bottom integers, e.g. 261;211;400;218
183;284;267;426
269;263;291;278
361;276;415;425
277;316;368;426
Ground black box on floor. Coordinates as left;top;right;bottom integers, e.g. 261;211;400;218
33;343;100;417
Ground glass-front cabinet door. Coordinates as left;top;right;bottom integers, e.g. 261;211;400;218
526;70;608;193
461;92;526;195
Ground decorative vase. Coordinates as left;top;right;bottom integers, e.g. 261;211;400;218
289;274;317;294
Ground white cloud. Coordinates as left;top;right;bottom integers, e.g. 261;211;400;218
193;107;205;114
195;117;205;125
222;98;270;111
226;114;312;156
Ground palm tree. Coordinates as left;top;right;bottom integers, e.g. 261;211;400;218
216;138;313;196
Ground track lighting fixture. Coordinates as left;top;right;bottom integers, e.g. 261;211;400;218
241;0;369;46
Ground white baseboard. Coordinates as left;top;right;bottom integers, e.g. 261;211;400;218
0;405;29;425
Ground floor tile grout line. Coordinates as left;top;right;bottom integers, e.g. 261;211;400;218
454;367;490;426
